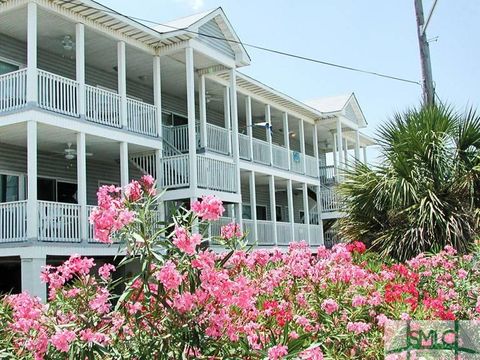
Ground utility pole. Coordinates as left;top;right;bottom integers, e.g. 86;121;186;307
414;0;435;106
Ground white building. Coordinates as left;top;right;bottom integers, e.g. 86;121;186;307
0;0;374;299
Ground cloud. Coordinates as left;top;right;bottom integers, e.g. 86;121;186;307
175;0;205;10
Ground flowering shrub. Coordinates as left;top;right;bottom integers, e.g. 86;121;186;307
0;177;479;359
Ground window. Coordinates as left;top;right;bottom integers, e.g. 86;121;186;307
0;174;20;203
37;178;77;204
276;205;283;222
0;59;19;75
256;205;267;221
242;204;251;220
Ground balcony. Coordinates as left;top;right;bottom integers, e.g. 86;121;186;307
0;69;158;137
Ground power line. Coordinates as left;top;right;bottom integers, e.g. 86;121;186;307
59;0;421;86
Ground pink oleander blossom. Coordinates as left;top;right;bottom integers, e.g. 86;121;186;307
191;195;224;221
220;222;243;240
268;344;288;360
173;226;202;255
98;263;116;280
51;329;76;352
321;298;339;315
347;321;371;334
156;261;183;290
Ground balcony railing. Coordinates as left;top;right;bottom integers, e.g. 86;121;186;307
38;201;81;242
38;70;79;117
256;220;275;245
252;138;271;165
294;223;309;242
305;155;319;177
85;85;121;128
276;222;292;245
127;98;157;136
320;165;336;184
0;69;27;113
207;123;230;155
272;144;289;170
159;154;190;189
321;186;342;212
290;150;304;173
238;133;251;160
197;155;237;193
0;201;27;243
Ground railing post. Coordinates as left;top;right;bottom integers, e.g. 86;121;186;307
77;132;87;242
283;112;291;170
117;41;127;128
337;117;344;168
302;183;311;244
185;47;197;191
153;55;163;141
76;23;85;117
313;123;320;177
355;129;361;161
229;69;241;199
287;179;295;242
316;185;325;245
120;142;129;188
344;137;349;169
246;96;253;160
299;119;306;174
269;175;277;245
26;2;37;105
249;171;258;242
223;86;232;155
265;104;273;165
26;121;37;241
199;74;207;149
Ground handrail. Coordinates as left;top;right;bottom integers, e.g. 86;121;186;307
0;69;27;112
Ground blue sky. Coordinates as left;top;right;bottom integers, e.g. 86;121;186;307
101;0;479;159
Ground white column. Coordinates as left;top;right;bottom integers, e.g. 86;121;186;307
223;87;232;155
120;142;129;188
269;175;277;245
26;2;37;103
246;96;253;160
299;119;306;174
248;171;258;242
354;129;360;161
199;74;207;148
185;48;197;190
283;112;291;170
154;149;165;220
344;138;349;168
153;56;163;142
316;185;325;245
313;123;320;177
265;105;273;165
287;179;295;241
76;23;85;117
230;69;241;196
117;41;127;128
337;118;344;167
21;256;46;301
302;183;311;244
363;146;368;164
331;132;338;180
77;132;87;241
27;120;37;240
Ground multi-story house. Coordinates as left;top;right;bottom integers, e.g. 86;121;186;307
0;0;374;300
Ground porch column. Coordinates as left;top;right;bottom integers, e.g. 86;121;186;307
363;146;368;164
332;132;338;180
153;56;163;142
199;74;207;148
266;105;273;165
76;132;87;241
315;185;325;245
283;112;291;170
185;48;197;190
299;119;306;174
248;171;258;242
26;120;37;240
117;41;127;128
302;183;311;244
230;69;241;198
336;118;344;168
223;87;232;155
313;123;320;177
76;23;85;117
246;96;253;160
21;256;46;301
119;142;129;188
355;129;361;161
344;138;349;169
155;149;165;221
287;179;295;241
269;175;277;245
26;2;37;104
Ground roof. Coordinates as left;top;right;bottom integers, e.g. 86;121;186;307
154;9;217;33
304;94;352;113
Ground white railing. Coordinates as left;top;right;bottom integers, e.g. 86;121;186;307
290;150;304;174
305;155;319;177
321;187;342;212
162;124;189;153
127;98;157;136
159;155;189;189
252;138;271;165
0;69;27;113
130;152;157;178
272;144;289;170
320;165;336;184
276;222;292;245
0;201;27;243
238;133;251;160
38;201;81;242
38;70;79;117
87;205;95;242
256;220;275;245
242;219;255;244
293;223;309;242
85;85;121;128
197;156;237;193
324;229;342;248
207;123;230;155
209;216;234;238
309;225;323;245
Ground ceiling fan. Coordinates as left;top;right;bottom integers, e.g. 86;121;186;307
55;143;93;160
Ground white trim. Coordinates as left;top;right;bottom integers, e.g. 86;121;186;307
0;56;25;69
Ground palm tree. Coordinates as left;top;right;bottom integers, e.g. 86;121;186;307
338;105;480;261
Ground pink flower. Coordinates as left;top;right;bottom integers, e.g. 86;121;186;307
268;344;288;360
300;346;324;360
173;226;202;255
156;261;183;290
321;298;339;315
98;263;116;280
123;180;142;202
376;314;390;327
139;174;156;195
347;321;371;334
89;288;111;314
51;329;76;352
458;269;468;279
351;295;367;307
191;195;224;221
220;222;243;240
